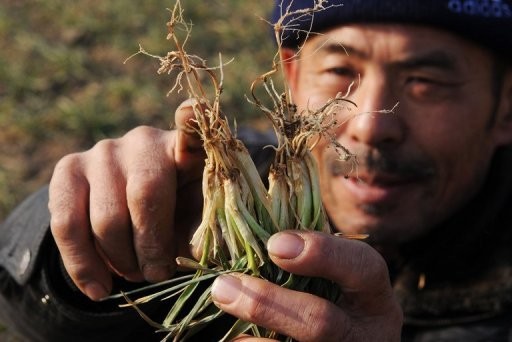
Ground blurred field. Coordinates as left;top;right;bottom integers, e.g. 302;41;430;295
0;0;275;221
0;0;275;337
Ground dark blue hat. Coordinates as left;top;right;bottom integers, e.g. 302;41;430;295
271;0;512;59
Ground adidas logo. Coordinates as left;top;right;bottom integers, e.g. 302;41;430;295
447;0;512;17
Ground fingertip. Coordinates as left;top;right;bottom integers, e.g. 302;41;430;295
175;99;200;131
176;98;199;111
211;274;242;305
267;231;305;260
83;281;110;301
63;257;113;301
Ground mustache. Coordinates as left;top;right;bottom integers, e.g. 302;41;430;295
330;149;436;180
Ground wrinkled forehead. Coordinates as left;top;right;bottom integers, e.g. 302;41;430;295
301;23;491;68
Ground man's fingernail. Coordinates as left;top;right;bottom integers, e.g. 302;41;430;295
267;232;305;259
84;281;108;301
211;275;241;304
142;264;172;283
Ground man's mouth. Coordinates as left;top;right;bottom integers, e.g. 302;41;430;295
329;149;435;204
342;172;420;203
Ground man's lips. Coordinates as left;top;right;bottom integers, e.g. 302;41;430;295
341;172;420;204
328;148;436;204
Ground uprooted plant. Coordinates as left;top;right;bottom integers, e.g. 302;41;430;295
110;1;365;341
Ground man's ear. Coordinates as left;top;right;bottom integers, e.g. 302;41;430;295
494;68;512;146
279;47;300;95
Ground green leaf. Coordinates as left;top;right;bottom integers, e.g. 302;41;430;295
219;319;254;342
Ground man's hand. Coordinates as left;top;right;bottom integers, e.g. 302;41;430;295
211;231;403;341
48;100;205;301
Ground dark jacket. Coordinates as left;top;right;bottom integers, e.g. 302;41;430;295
396;145;512;341
1;130;512;341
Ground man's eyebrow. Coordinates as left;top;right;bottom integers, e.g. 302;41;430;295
314;41;367;58
315;42;460;71
395;51;459;71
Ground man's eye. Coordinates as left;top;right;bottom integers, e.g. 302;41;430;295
327;67;356;78
408;76;440;85
406;76;457;100
408;75;461;87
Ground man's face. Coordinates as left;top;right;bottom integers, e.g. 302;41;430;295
285;24;510;244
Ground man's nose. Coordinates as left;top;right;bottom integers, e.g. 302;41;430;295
345;77;405;148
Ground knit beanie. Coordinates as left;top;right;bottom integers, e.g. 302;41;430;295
271;0;512;59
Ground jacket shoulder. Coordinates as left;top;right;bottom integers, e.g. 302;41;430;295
0;186;50;285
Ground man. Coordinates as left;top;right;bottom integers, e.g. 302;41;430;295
1;0;511;340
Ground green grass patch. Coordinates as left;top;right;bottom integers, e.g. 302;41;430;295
0;0;274;220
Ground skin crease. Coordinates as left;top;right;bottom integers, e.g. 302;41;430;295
282;24;512;245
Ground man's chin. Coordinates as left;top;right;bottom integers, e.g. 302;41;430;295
329;211;424;245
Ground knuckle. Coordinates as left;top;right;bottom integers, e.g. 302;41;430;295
87;139;123;173
133;224;172;261
127;180;160;212
301;300;340;341
122;127;173;167
90;138;118;157
129;167;168;187
135;240;173;267
66;259;91;281
356;246;389;285
89;186;127;225
137;243;164;261
126;171;171;215
49;154;85;193
308;233;350;274
318;235;388;284
52;153;82;175
50;212;78;241
123;125;159;143
89;205;126;237
347;242;376;279
243;282;277;322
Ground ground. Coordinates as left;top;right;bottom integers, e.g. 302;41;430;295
0;0;274;337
